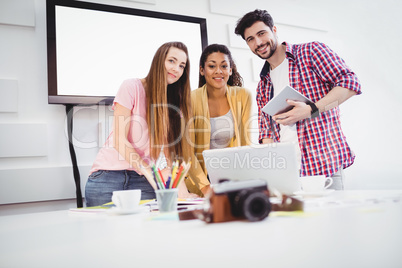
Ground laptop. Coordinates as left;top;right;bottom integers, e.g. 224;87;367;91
202;142;301;194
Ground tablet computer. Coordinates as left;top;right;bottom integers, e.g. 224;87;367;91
261;86;312;116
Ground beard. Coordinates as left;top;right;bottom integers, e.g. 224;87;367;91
255;38;278;60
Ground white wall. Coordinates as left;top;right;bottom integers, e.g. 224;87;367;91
1;0;401;207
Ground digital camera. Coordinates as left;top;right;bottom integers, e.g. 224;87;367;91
198;179;271;223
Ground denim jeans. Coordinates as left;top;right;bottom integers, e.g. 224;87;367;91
85;170;156;207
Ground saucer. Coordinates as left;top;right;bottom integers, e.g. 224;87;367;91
107;207;143;215
294;189;335;197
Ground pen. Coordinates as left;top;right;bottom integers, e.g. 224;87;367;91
166;176;172;189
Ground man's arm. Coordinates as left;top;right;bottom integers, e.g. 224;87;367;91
261;138;275;144
272;86;357;126
315;86;357;113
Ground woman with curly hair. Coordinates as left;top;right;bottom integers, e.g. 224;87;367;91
186;44;252;197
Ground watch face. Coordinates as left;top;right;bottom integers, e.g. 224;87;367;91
311;110;320;119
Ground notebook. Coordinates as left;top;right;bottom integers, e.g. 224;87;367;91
261;85;312;116
202;142;301;194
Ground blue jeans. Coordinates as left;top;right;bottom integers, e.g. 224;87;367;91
85;170;156;207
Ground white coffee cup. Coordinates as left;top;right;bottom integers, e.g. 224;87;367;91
300;175;333;192
112;189;141;210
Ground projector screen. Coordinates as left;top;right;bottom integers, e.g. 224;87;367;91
46;0;208;105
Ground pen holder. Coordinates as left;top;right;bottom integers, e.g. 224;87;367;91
155;188;178;213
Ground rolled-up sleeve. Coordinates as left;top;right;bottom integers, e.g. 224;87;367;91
310;42;362;95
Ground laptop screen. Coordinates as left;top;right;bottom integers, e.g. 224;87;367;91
202;142;301;194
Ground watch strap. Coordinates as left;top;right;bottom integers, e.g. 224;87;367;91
307;102;319;119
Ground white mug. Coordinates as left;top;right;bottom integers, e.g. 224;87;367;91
300;175;333;192
112;189;141;210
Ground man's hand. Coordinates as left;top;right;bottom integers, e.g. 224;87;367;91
272;100;312;126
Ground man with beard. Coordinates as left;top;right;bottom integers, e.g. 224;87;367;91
234;9;361;190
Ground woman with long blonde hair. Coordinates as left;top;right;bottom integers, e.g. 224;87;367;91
85;42;193;207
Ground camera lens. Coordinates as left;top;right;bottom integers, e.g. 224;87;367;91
233;190;271;221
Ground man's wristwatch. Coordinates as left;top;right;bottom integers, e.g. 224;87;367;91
307;102;319;119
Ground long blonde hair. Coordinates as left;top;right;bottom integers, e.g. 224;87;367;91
145;42;192;163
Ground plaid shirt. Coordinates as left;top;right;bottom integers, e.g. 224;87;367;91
257;42;362;177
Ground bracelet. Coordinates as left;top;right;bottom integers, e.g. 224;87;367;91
307;102;319;119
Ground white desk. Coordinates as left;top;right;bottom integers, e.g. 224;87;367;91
1;190;402;268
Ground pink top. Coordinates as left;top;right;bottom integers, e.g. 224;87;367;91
89;78;150;175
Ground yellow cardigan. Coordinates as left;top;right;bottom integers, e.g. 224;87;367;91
185;84;252;196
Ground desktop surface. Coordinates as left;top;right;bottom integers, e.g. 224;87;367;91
1;190;401;268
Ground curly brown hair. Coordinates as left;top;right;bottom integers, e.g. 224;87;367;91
198;44;243;88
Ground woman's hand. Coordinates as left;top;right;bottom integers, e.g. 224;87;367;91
201;185;211;197
177;179;199;198
139;165;158;190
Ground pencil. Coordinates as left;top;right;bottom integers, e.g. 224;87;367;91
175;161;190;188
151;167;160;189
172;160;178;177
152;164;164;189
157;168;166;188
172;163;184;188
170;160;179;188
